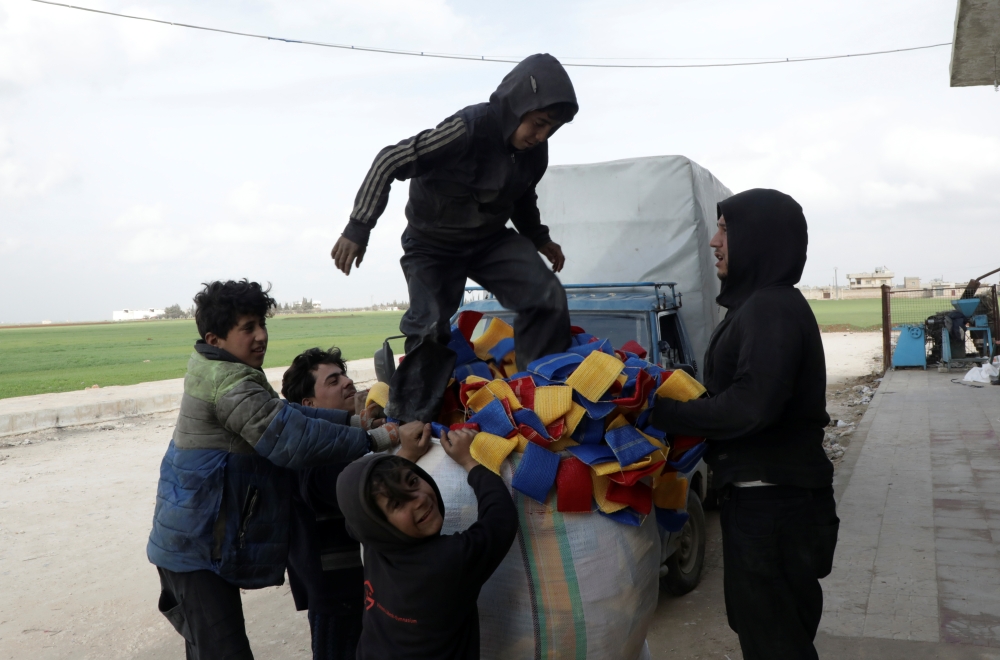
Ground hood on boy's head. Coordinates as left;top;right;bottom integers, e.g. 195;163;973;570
489;53;578;143
716;188;808;310
336;453;445;553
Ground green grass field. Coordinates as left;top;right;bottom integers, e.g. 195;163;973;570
807;299;883;330
0;313;406;400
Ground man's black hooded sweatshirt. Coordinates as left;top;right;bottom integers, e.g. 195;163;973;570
341;53;578;248
652;189;833;489
336;455;518;660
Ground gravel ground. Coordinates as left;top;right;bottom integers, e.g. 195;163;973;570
0;332;885;659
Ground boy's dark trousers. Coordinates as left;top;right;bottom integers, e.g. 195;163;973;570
156;567;254;660
307;608;363;660
392;226;570;421
720;484;839;660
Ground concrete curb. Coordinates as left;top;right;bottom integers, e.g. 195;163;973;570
0;359;377;439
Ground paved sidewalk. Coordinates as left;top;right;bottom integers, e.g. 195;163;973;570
0;359;377;438
820;368;1000;657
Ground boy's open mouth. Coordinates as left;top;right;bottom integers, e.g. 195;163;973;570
416;509;431;525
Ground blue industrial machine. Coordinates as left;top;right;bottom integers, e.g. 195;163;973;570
892;324;927;369
942;298;994;364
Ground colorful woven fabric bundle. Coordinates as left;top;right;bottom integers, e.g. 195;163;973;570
420;317;709;526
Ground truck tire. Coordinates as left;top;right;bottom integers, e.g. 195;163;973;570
660;490;706;596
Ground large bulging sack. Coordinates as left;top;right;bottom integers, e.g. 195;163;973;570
416;444;660;660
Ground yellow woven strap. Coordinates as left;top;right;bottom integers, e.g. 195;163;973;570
466;386;498;413
486;379;522;410
472;318;514;361
562;403;586;436
501;356;519;378
548;437;579;452
534;386;573;425
653;472;689;509
514;434;530;453
470;432;518;475
593;474;628;513
463;375;490;385
365;382;390;408
565;351;625;402
655;370;707;402
592;460;625;477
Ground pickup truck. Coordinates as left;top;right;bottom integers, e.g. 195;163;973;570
373;281;708;595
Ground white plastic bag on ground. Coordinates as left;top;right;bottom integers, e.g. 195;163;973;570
963;363;998;383
416;442;660;660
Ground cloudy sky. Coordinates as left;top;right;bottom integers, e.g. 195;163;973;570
1;0;997;323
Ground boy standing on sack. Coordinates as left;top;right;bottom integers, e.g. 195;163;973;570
331;53;579;422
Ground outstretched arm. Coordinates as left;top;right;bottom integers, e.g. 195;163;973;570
333;116;469;275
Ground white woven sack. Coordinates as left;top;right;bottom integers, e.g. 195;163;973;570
416;442;660;660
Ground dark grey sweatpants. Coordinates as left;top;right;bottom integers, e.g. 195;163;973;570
390;227;569;421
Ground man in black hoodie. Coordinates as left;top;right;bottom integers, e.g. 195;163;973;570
652;189;838;660
330;53;578;421
336;430;518;659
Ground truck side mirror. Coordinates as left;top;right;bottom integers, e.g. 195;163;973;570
374;335;406;384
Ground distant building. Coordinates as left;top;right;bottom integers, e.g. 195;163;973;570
113;308;165;321
846;267;895;290
903;276;921;290
926;279;961;298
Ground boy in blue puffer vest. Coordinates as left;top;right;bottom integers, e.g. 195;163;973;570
147;279;429;660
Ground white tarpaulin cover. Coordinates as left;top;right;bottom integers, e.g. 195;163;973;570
537;155;733;367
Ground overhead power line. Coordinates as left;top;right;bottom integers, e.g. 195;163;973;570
29;0;952;69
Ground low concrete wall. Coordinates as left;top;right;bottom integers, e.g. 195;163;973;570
0;359;377;438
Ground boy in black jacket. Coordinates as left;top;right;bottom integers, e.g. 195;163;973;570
651;189;838;660
331;53;578;422
336;430;518;660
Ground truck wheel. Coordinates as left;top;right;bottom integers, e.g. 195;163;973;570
660;490;706;596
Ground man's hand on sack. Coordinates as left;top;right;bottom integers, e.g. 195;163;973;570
539;241;566;273
440;428;479;472
397;422;432;462
355;389;387;430
331;236;366;275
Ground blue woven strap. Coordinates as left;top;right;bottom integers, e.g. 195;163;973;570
667;441;707;473
571;415;605;445
655;508;690;532
605;424;660;466
430;422;449;438
466;398;515;437
448;327;478;366
567;444;617;465
527;353;583;381
572;391;617;419
600;508;643;526
513;408;549;439
455;361;493;383
570;332;597;346
567;338;614;358
488;337;516;362
511;442;560;504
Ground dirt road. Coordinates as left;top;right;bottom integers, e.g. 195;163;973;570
0;332;883;659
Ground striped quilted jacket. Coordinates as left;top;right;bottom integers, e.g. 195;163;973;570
146;343;371;588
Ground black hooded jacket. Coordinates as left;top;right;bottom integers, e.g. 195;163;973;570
342;53;578;248
336;454;518;660
652;189;832;489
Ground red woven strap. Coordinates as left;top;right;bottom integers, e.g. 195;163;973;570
606;480;652;515
608;460;665;486
455;311;483;341
556;457;593;513
508;376;536;409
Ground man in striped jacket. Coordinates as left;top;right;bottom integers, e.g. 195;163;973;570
331;53;579;422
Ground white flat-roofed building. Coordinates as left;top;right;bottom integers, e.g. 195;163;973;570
113;308;165;321
846;267;895;290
